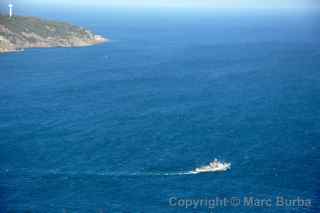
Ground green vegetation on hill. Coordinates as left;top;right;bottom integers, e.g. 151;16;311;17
0;16;106;53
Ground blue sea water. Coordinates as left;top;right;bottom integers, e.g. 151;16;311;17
0;8;320;213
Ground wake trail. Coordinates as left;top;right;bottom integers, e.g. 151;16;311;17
1;159;232;177
1;169;197;178
82;171;197;177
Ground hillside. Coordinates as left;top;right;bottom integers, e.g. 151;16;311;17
0;16;107;53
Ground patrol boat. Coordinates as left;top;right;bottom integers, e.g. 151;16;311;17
192;159;231;173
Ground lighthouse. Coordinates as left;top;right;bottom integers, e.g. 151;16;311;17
8;3;13;18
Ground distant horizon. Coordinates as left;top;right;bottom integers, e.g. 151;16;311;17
0;0;319;11
0;0;319;19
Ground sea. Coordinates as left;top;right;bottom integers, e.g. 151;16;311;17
0;7;319;213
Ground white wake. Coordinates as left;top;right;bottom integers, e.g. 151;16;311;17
2;159;231;177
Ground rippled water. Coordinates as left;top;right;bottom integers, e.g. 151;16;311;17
0;9;320;212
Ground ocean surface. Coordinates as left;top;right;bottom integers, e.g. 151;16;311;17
0;8;320;213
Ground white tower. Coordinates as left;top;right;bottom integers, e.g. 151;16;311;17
8;3;13;18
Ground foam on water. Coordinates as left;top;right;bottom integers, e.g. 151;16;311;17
1;169;197;178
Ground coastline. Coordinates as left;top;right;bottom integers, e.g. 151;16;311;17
0;34;108;54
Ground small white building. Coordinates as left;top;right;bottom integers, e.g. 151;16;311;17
8;3;13;17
